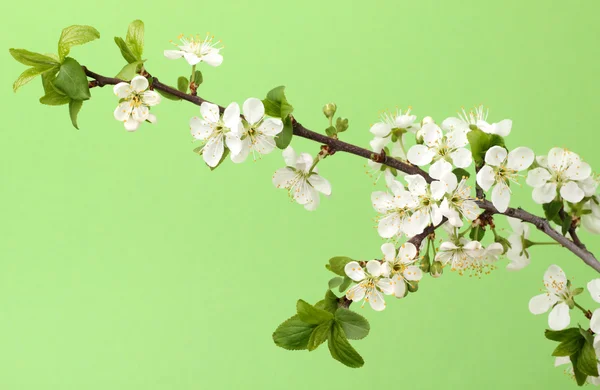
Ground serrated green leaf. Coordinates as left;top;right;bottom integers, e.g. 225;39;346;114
263;85;294;120
52;57;90;101
69;100;83;129
193;70;203;86
275;116;293;149
58;25;100;61
9;49;60;69
453;167;471;180
177;76;189;93
571;354;588;386
334;308;370;340
125;20;144;60
12;67;45;92
543;201;563;222
327;322;364;368
39;71;70;105
315;290;339;314
272;314;316;351
545;328;581;342
552;335;584;357
297;299;333;325
328;277;343;290
114;37;138;64
580;326;595;346
578;340;599;377
307;320;332;351
156;88;181;101
327;256;354;276
115;61;143;81
339;276;352;293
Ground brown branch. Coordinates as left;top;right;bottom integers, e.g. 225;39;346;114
81;66;600;273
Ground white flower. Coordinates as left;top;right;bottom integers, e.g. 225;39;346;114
371;180;422;238
164;33;223;66
407;123;472;168
344;260;394;311
190;102;242;167
435;239;483;273
380;242;422;298
505;217;531;271
272;147;331;211
476;146;534;212
369;108;420;158
231;98;283;163
582;196;600;234
113;75;161;131
529;265;571;330
526;148;592;204
404;174;445;234
579;176;599;197
446;105;512;136
439;178;480;227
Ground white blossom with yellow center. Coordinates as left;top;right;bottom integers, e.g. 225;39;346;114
439;178;480;227
529;265;572;330
344;260;394;311
407;123;472;168
113;75;161;131
380;242;422;298
232;98;283;163
164;33;223;66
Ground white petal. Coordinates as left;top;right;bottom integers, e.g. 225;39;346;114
555;356;572;367
344;261;365;282
429;160;453;181
346;284;366;302
190;117;213;140
532;182;557;204
378;214;401;238
392;275;407;298
461;200;480;221
526;168;551;188
282;146;297;166
114;101;132;122
370;122;392;137
560;181;585;203
307;174;331;196
130;75;148;93
380;243;396;262
113;82;132;98
253;134;277;155
225;133;242;156
589;279;600;303
203;136;225;167
506;147;534;171
200;102;220;123
141;91;161;106
164;50;184;59
123;116;140;132
591;309;600;334
476;165;496;191
398;242;417;262
223;102;241;130
450;148;472;168
372;191;394;212
528;293;555;314
259;118;283;136
243;98;264;125
548;302;570;330
132;106;149;122
366;260;383;277
565;161;592;181
485;146;507;166
422;123;443;147
446;129;469;148
231;138;250;163
544;265;568;295
366;289;386;311
203;51;223;67
376;278;394;295
492;182;511;213
405;174;427;196
547;148;567;172
404;266;422;281
272;167;296;188
183;52;202;65
407;145;434;166
430;181;446;200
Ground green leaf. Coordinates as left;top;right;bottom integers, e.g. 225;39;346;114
545;328;581;342
209;148;230;171
68;100;83;129
327;256;354;276
325;126;337;137
543;201;563;222
334;308;370;340
561;214;572;235
114;37;138;64
193;70;203;86
9;49;60;69
338;276;352;293
307;320;332;351
115;61;143;81
327;323;364;368
272;314;316;351
266;86;294;118
314;290;339;314
58;25;100;61
552;335;584;356
578;340;600;377
39;71;70;105
125;20;144;60
469;226;485;241
275;116;293;149
12;67;46;92
296;299;333;325
328;277;343;290
52;57;91;101
177;76;189;93
571;354;588;386
452;167;471;181
156;88;182;101
466;128;490;165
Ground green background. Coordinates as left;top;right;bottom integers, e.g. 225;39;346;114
2;0;599;388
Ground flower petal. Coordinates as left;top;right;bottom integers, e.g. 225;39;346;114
203;136;225;167
113;82;132;98
450;147;472;168
484;146;507;166
344;261;365;282
544;265;568;295
223;102;241;130
307;174;331;196
560;181;585;203
429;159;453;181
272;167;296;189
202;51;223;67
588;279;600;303
565;161;591;181
200;102;220;123
164;50;184;59
506;147;534;171
476;165;496;191
404;265;422;281
130;75;148;93
259;118;283;136
526;168;551;188
407;145;434;166
370;122;392;137
591;309;600;334
528;293;555;315
243;97;264;125
548;302;570;330
366;289;386;311
532;182;557;204
114;101;132;122
492;182;511;212
190;117;214;140
346;284;365;302
398;242;417;262
366;260;383;277
381;243;396;262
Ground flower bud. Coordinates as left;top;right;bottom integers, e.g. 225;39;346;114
422;116;434;125
407;280;419;293
336;117;349;133
322;103;337;119
419;254;431;273
430;261;443;278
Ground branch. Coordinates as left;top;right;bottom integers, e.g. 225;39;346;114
82;66;600;273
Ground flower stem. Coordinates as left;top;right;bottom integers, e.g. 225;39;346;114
574;301;593;319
